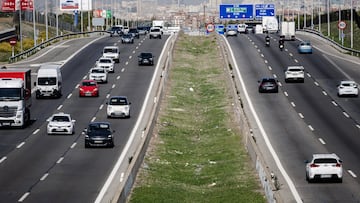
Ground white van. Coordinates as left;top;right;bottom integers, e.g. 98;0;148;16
102;46;120;63
35;64;62;99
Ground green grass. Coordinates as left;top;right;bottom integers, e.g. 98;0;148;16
129;33;265;203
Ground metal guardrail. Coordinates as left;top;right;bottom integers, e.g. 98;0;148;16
299;28;360;57
8;30;111;63
0;28;16;43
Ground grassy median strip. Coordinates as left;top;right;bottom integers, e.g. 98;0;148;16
129;33;265;203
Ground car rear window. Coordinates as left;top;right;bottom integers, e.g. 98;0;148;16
110;98;128;105
83;81;96;86
314;158;338;164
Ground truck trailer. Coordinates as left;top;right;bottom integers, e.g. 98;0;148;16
280;21;295;40
0;68;32;128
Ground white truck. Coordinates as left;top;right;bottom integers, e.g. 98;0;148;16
0;68;32;128
262;16;278;33
280;21;295;41
152;20;165;33
35;64;62;99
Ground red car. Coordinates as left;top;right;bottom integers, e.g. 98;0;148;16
79;80;99;97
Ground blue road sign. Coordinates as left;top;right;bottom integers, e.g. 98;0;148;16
215;24;225;35
219;4;254;19
255;4;275;18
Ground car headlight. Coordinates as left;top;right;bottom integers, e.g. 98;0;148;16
93;88;98;91
85;135;89;138
108;134;113;138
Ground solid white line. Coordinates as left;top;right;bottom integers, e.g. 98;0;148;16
18;192;30;202
56;157;64;164
348;170;357;178
70;143;77;149
32;129;40;135
40;173;49;181
57;105;63;110
17;142;25;149
220;37;303;203
318;138;326;145
0;156;7;163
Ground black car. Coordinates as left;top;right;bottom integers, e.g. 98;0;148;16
128;28;140;38
138;52;154;66
109;26;123;37
258;78;279;93
84;122;114;148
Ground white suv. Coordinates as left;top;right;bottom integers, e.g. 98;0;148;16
102;46;120;63
95;57;114;73
305;153;343;183
47;112;75;135
89;67;108;83
285;66;304;83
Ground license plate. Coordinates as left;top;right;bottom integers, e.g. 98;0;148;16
321;174;331;178
85;93;92;96
94;140;103;143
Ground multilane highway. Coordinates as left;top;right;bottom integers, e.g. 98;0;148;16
0;33;169;202
226;32;360;202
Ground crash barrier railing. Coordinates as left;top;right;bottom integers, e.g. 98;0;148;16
94;33;177;203
299;28;360;57
8;31;110;63
0;28;17;43
219;34;283;203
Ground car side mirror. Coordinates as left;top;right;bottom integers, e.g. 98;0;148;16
72;120;76;123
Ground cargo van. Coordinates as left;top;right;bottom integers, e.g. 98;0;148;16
35;64;62;99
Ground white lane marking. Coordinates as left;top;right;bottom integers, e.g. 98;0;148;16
83;75;87;79
125;61;129;65
291;102;296;107
294;59;299;63
70;143;77;149
322;91;327;96
76;84;80;89
278;82;282;87
308;125;314;131
112;84;116;89
132;50;136;54
67;93;72;99
261;54;264;58
17;142;25;149
121;68;125;72
136;46;139;49
120;172;124;182
106;94;110;99
273;74;277;78
0;156;7;163
318;138;326;145
40;173;49;181
129;55;132;59
348;170;357;178
343;112;350;118
57;105;63;110
32;129;40;135
18;192;30;202
217;36;303;203
268;66;272;71
306;73;311;77
298;113;304;119
56;157;64;164
99;104;104;110
284;91;289;97
314;81;319;86
264;60;268;64
356;125;360;129
332;101;338;106
116;76;120;80
91;117;96;122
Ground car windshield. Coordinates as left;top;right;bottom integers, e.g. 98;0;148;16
151;28;160;32
140;53;152;57
89;123;110;131
52;116;70;122
314;158;338;164
123;34;132;38
99;59;111;63
91;69;105;73
109;98;128;105
38;77;57;85
0;88;22;101
82;81;97;86
288;68;302;72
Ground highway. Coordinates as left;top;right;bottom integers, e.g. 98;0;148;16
226;32;360;202
0;34;169;202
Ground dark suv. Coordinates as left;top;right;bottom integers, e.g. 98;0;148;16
128;28;140;39
84;122;115;148
258;77;279;93
109;26;123;37
138;52;154;66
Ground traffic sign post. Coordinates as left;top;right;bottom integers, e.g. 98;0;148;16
219;4;254;19
9;38;17;57
337;21;346;46
206;23;215;33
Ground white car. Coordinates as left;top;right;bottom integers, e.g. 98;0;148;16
237;23;247;33
47;112;75;135
89;67;108;83
337;80;359;97
107;96;131;118
95;57;114;73
226;29;237;37
305;153;343;183
285;66;305;83
102;46;120;63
